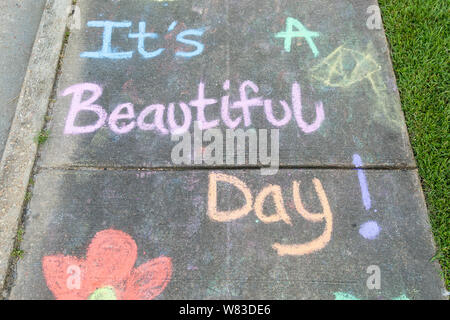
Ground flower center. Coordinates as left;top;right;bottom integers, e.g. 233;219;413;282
88;286;117;300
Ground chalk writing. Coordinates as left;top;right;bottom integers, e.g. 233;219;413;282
62;80;325;135
352;154;371;210
353;154;381;240
42;229;172;300
359;221;381;240
62;83;107;134
333;292;358;300
175;27;206;58
334;292;409;300
81;20;205;59
128;22;165;59
207;173;333;256
80;21;133;59
275;17;320;57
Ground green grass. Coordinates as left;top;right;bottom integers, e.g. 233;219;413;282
11;249;24;260
11;229;25;260
34;129;49;145
378;0;449;288
16;228;24;244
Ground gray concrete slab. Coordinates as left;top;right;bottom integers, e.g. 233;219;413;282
0;0;73;291
4;0;444;301
39;0;415;169
0;0;46;158
9;169;444;299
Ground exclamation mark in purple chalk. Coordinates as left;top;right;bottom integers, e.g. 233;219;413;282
353;154;381;240
352;154;371;210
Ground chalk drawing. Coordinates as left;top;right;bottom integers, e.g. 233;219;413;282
254;185;292;225
264;100;292;127
167;21;178;32
275;17;320;57
392;294;410;300
128;22;165;59
167;102;192;135
359;221;381;240
334;292;358;300
137;103;169;134
189;82;220;130
175;28;206;58
207;173;333;256
353;154;382;240
221;80;242;129
208;173;253;222
61;81;324;135
352;154;371;210
310;44;383;92
310;43;403;127
231;80;264;127
62;83;108;135
80;21;133;59
291;82;324;133
108;103;136;134
272;179;332;256
42;229;172;300
81;20;205;60
334;292;410;300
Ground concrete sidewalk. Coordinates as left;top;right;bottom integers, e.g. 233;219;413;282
1;0;446;300
0;0;46;158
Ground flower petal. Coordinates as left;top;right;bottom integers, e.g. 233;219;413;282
85;229;137;291
42;255;88;300
123;257;172;300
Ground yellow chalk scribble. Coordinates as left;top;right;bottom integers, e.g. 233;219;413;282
310;43;385;96
310;43;403;127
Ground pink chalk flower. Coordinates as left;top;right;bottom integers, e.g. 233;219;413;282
42;229;172;300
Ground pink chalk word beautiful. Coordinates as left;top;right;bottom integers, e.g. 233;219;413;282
62;80;324;135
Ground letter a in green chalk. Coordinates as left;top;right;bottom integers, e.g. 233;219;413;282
275;17;320;57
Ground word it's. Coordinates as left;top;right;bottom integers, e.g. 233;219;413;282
80;20;205;59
